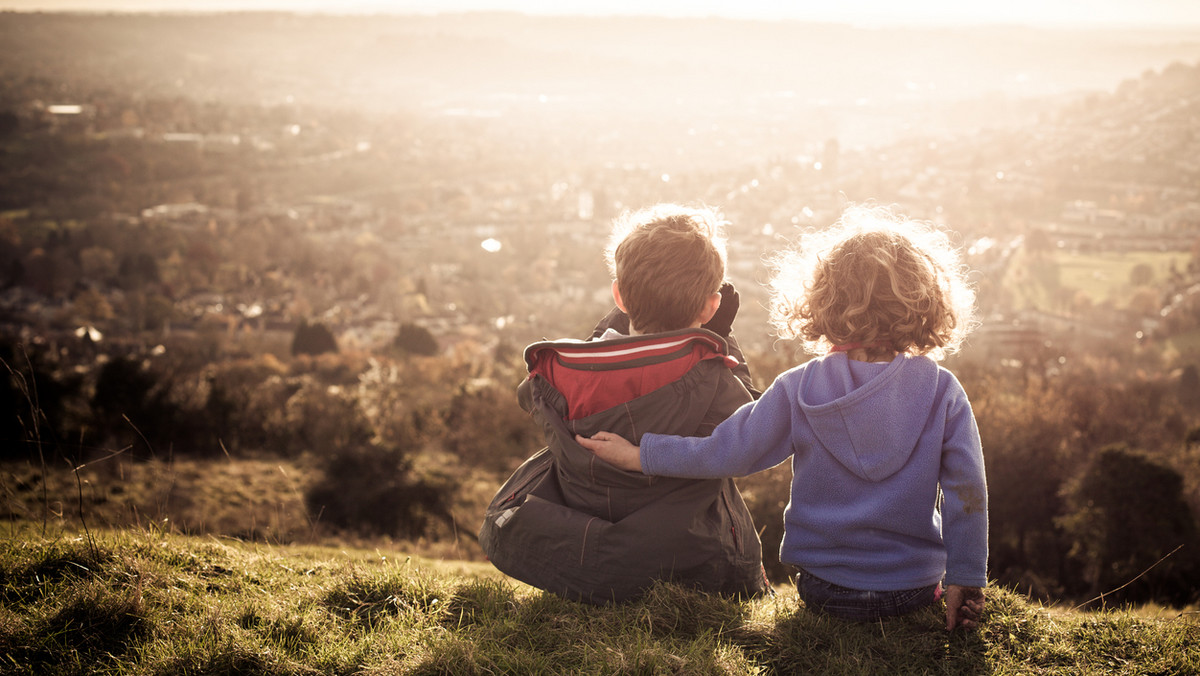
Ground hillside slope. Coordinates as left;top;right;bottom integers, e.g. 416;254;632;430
1;527;1196;675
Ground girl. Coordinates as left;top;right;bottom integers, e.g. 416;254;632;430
578;206;987;630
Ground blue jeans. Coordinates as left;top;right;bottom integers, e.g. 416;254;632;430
794;568;941;622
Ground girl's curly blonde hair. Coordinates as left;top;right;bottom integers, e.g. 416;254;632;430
769;206;977;360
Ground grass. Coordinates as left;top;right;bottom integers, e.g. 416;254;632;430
1;527;1197;675
2;458;314;544
1054;250;1187;305
1;455;493;563
1006;248;1188;312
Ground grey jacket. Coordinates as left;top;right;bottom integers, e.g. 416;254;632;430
479;327;769;604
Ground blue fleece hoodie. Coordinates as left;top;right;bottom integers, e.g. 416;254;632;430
639;352;988;591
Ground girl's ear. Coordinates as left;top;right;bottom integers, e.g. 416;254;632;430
697;291;722;325
611;279;628;312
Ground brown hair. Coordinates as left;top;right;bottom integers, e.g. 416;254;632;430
605;204;727;334
769;206;976;360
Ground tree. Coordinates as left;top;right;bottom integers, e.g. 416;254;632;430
392;322;438;357
0;110;18;138
0;338;85;462
972;374;1074;598
90;356;179;458
1025;228;1053;257
1179;364;1200;411
1185;424;1200;452
291;320;338;356
79;246;118;284
1059;444;1200;606
72;287;115;323
117;251;160;290
1129;262;1154;287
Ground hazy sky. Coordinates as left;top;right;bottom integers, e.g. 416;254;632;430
4;0;1200;27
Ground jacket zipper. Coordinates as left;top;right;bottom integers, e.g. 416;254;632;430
720;489;742;555
498;457;551;507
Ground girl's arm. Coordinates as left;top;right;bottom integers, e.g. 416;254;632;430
939;380;989;605
578;369;800;478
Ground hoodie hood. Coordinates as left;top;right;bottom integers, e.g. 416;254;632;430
798;353;939;481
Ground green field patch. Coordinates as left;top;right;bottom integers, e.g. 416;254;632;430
1054;250;1189;306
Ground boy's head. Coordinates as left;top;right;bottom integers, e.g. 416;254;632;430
769;206;977;359
605;204;728;334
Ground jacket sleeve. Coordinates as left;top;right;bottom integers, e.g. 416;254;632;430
640;370;799;479
695;368;754;437
516;375;536;415
722;331;762;400
939;380;989;588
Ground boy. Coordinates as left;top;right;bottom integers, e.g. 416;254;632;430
479;203;769;604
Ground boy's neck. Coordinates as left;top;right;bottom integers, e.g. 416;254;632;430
627;321;704;336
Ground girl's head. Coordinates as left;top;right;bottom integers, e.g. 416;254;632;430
769;206;977;360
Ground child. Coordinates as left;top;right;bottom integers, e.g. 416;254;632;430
578;206;987;629
479;203;770;604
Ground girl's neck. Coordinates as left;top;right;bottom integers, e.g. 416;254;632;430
845;348;897;362
830;341;897;363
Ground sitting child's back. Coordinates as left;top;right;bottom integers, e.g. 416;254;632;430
479;204;769;603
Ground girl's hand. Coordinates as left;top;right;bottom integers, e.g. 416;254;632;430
944;585;985;631
575;432;643;472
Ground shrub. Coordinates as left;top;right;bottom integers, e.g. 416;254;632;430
1059;444;1200;606
393;322;438;357
90;355;181;458
291;320;338;356
442;382;540;473
282;379;373;456
0;337;86;463
304;438;455;539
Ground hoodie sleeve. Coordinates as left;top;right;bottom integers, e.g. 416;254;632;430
939;378;989;588
640;369;800;478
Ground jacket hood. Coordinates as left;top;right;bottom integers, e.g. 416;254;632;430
518;329;742;490
523;329;736;421
798;353;939;481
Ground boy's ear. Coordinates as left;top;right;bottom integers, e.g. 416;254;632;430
611;280;628;313
697;291;722;325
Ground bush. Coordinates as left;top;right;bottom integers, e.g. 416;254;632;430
442;382;540;473
291;320;338;356
304;439;455;539
1059;444;1200;606
276;378;372;457
393;322;439;357
90;355;182;458
0;337;87;463
199;355;292;455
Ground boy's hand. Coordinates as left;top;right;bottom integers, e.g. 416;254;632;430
944;585;985;631
701;283;739;337
576;432;643;472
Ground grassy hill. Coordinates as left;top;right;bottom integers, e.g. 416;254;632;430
2;527;1197;675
